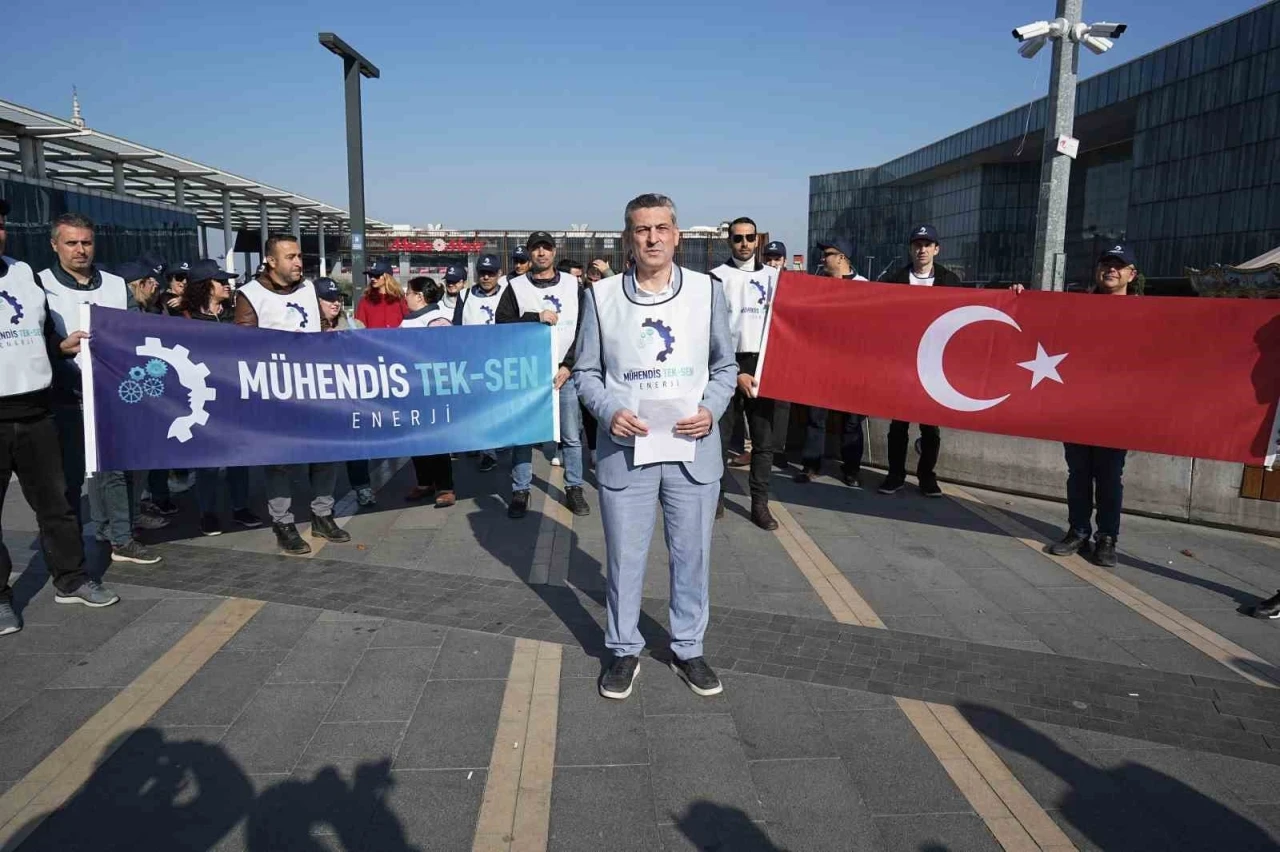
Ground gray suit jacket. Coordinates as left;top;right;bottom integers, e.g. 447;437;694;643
574;270;738;487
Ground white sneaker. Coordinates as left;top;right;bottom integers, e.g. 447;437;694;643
551;456;562;467
356;486;376;507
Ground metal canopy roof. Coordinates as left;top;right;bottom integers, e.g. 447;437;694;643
0;97;389;234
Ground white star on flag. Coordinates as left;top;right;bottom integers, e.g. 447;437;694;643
1017;344;1069;389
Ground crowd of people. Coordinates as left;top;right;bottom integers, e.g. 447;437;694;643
2;194;1277;690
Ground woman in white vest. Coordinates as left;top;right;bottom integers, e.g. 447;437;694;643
401;277;457;507
234;234;350;556
573;193;738;701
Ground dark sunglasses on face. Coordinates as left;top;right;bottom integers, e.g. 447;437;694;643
170;275;188;283
479;270;498;277
731;234;758;244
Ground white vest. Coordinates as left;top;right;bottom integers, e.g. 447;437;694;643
0;259;53;397
38;267;128;338
710;262;776;354
508;272;580;363
591;268;711;447
459;282;506;326
239;280;320;332
401;304;453;328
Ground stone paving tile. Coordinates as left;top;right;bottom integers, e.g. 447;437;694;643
0;651;86;723
47;619;197;689
267;619;379;684
373;769;488;852
294;721;407;771
395;679;505;769
657;819;781;852
555;672;650;766
549;765;662;852
750;757;885;852
327;647;438;722
219;682;342;773
646;714;766;826
872;813;1002;852
151;649;288;727
0;686;121;785
429;628;513;680
722;672;834;761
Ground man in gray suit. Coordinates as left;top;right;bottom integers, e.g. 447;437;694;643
574;193;738;700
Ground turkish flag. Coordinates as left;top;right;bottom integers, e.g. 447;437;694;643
756;272;1280;466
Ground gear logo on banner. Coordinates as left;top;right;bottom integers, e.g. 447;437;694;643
114;337;216;442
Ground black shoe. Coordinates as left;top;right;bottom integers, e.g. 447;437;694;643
564;485;590;516
110;540;163;565
878;473;906;494
232;508;264;529
478;456;497;473
1092;535;1118;568
751;501;779;531
841;471;863;489
793;467;818;484
143;498;179;516
773;455;791;472
670;656;723;697
1245;590;1280;620
918;473;943;498
199;513;222;537
1048;530;1089;557
310;513;350;543
599;655;640;700
715;492;725;519
274;522;311;555
508;490;530;519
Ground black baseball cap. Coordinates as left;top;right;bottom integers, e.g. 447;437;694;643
909;224;939;244
526;231;555;250
366;259;394;277
511;245;530;262
187;258;236;283
314;277;343;302
116;260;156;284
477;254;501;274
445;264;467;283
816;238;855;259
1097;243;1138;267
763;240;786;257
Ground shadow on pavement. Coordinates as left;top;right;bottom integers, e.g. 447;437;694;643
14;727;419;852
675;801;782;852
959;703;1278;852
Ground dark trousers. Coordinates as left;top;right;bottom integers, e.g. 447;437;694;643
770;400;791;459
412;455;454;493
52;403;85;517
718;390;783;501
801;408;865;476
581;404;598;453
887;421;941;478
147;468;170;502
0;414;89;604
1064;443;1127;540
346;459;371;489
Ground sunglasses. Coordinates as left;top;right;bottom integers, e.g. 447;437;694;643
731;234;758;244
479;270;498;277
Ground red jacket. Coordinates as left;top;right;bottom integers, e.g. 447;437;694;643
355;290;408;328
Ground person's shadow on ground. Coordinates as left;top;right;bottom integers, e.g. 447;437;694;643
959;703;1278;851
675;802;783;851
13;728;419;852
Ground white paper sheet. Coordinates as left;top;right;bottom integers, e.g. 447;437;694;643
633;397;698;465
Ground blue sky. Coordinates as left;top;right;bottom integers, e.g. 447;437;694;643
5;0;1261;258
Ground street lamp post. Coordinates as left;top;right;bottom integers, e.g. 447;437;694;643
1013;5;1126;291
318;32;379;308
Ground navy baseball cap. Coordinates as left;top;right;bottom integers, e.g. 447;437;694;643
909;224;939;244
314;277;343;302
816;238;855;260
116;260;156;284
187;258;236;283
525;231;555;250
511;245;530;262
477;254;501;274
1097;243;1138;267
167;259;193;279
138;252;167;277
366;259;394;277
445;264;467;283
763;240;787;257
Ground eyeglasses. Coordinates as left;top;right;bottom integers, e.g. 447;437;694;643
170;275;188;283
731;234;758;244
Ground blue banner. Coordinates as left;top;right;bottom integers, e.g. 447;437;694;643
85;307;557;471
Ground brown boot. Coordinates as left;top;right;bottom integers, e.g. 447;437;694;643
434;490;456;508
751;500;779;531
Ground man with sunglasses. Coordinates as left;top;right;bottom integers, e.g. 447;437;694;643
454;254;508;473
710;217;782;529
794;238;868;488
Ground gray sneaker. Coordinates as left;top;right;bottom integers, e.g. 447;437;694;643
133;512;170;531
54;580;120;608
0;601;21;635
111;540;164;565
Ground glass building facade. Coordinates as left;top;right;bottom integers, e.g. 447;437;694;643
1;175;199;272
810;2;1280;283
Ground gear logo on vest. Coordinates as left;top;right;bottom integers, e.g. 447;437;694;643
115;337;216;442
285;302;310;328
640;318;676;363
749;279;768;306
542;295;562;313
0;290;24;325
480;305;495;324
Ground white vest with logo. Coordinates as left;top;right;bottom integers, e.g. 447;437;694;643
401;304;453;328
239;280;320;333
591;268;711;447
459;282;507;326
508;273;579;363
710;262;776;355
38;267;128;338
0;259;53;396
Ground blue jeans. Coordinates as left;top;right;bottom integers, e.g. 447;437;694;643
600;462;716;660
512;386;583;492
196;467;250;514
1064;443;1127;540
52;403;133;545
801;407;865;475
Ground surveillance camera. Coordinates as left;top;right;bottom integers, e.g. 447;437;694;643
1012;21;1052;41
1018;36;1047;59
1088;21;1127;38
1081;34;1114;55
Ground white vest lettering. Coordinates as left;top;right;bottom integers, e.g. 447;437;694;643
239;280;321;333
710;262;776;354
0;259;53;396
508;273;579;363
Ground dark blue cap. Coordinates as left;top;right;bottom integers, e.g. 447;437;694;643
1097;243;1138;267
187;258;236;283
511;245;530;262
138;252;167;277
816;238;855;260
314;277;343;302
909;224;939;244
116;260;157;283
168;259;193;278
477;254;501;274
763;240;786;257
366;259;394;277
445;264;467;283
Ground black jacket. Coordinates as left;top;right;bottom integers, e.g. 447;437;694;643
882;262;962;287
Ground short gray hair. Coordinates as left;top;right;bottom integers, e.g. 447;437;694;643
623;194;678;233
51;212;95;241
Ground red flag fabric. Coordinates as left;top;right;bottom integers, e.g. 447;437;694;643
756;272;1280;466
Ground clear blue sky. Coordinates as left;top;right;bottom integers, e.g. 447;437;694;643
5;0;1261;257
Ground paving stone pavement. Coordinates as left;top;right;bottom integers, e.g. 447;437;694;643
2;453;1279;850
